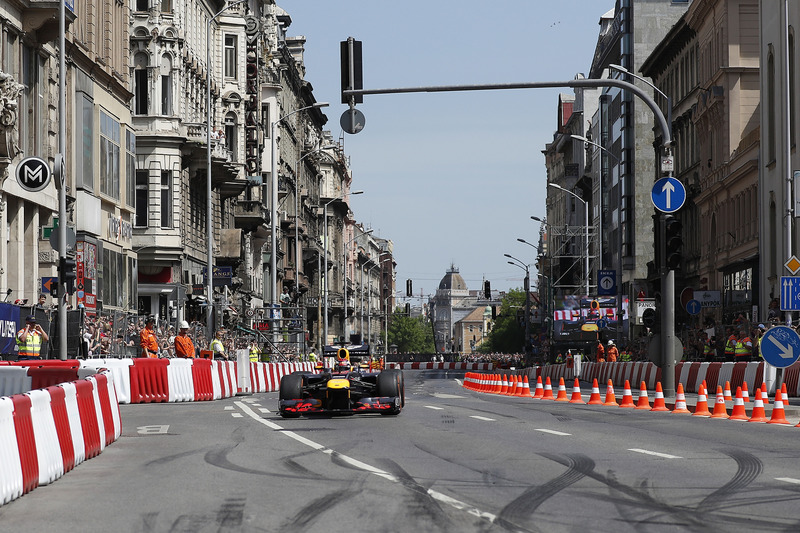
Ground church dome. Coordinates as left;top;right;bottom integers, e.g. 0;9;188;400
438;266;467;290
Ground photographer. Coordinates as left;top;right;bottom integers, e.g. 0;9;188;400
17;315;49;360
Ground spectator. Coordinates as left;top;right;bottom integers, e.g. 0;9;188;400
210;330;227;360
16;315;49;360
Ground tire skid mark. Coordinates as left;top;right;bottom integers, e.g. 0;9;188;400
495;454;594;533
279;484;363;533
541;452;710;532
378;458;453;529
696;449;762;513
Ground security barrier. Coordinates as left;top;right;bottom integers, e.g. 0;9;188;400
129;358;169;403
191;359;214;401
167;358;194;402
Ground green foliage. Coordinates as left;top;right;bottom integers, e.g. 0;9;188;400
479;288;526;353
387;308;435;353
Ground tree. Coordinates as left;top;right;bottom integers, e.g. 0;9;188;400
387;308;435;353
479;289;526;354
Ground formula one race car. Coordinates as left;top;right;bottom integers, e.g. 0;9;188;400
278;346;404;417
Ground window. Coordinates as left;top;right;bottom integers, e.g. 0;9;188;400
224;35;237;78
224;112;237;160
160;170;172;228
100;110;121;199
160;55;172;115
135;0;148;11
126;130;136;208
135;170;148;227
102;248;126;309
134;52;149;115
76;93;94;191
160;0;172;13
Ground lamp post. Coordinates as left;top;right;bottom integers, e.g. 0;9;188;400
323;190;363;346
366;261;381;346
609;64;672;136
504;253;531;363
548;183;590;297
206;0;246;336
343;228;374;343
270;101;329;336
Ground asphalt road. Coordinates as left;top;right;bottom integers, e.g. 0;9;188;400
3;369;800;533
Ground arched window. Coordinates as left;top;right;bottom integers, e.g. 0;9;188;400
224;112;237;161
134;52;149;115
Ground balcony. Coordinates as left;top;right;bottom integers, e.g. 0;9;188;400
234;200;269;232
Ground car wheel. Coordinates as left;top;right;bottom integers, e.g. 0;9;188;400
377;369;404;414
279;374;304;401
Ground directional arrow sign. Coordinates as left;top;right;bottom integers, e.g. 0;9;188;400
597;269;616;296
651;177;686;214
779;276;800;311
686;299;701;316
760;326;800;368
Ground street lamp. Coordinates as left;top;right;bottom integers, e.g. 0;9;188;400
323;190;363;345
609;64;672;135
343;228;374;342
206;0;246;336
517;237;540;254
270;101;329;332
504;253;531;363
548;183;590;296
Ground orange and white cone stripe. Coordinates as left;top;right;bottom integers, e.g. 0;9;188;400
729;387;748;421
672;383;690;414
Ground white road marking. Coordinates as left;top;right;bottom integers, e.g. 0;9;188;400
235;401;498;525
425;405;444;410
470;415;495;421
231;413;243;418
535;429;571;436
259;408;271;413
776;477;800;485
432;393;465;399
224;406;235;411
628;448;682;459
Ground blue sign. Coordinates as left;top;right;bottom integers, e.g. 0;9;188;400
0;302;20;354
780;276;800;311
760;326;800;368
597;269;616;296
596;319;608;329
686;299;701;315
651;177;686;213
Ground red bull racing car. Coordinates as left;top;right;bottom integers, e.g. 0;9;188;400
279;345;404;417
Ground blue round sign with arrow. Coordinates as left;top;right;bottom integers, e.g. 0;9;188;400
686;299;701;316
760;326;800;368
651;177;686;214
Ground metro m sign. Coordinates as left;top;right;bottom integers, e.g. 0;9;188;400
16;157;52;193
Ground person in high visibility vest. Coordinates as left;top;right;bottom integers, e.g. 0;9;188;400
16;315;49;360
210;330;228;360
755;324;766;359
724;328;737;361
702;333;715;361
734;330;753;362
595;341;606;363
308;350;317;363
249;341;261;362
173;321;196;358
606;340;619;362
140;317;160;358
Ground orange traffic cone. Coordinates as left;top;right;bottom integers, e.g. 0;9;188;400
569;378;585;404
748;389;768;422
635;382;651;409
672;383;691;414
723;381;732;401
651;382;670;412
768;389;791;424
555;377;569;401
729;387;748;421
710;386;729;419
493;374;502;394
693;385;712;417
507;375;518;396
517;375;531;397
499;375;509;395
603;379;618;406
541;377;554;400
761;383;770;405
741;381;750;402
587;378;604;405
533;376;544;399
619;380;635;408
782;383;790;406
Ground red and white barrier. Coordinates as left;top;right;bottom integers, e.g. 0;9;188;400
0;370;120;507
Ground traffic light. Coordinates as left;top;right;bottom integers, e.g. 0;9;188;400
58;256;77;295
404;303;411;315
484;280;491;299
664;215;683;270
406;279;413;297
340;38;363;104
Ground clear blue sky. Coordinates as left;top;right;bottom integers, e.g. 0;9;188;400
279;1;610;296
